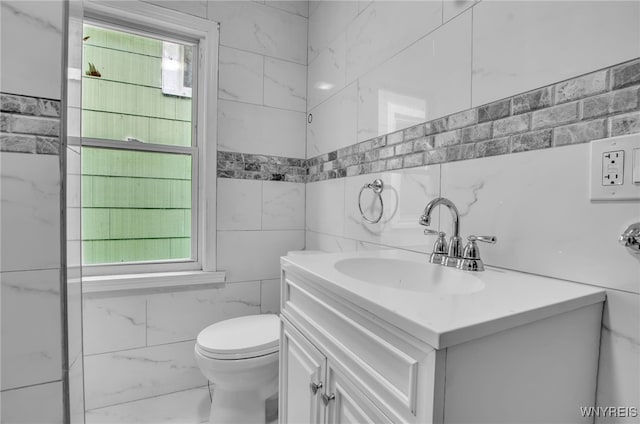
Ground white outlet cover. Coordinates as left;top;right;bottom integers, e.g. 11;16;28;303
590;133;640;201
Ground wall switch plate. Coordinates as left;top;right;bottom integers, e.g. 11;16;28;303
590;133;640;201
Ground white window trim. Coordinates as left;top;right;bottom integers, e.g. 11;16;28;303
82;1;220;282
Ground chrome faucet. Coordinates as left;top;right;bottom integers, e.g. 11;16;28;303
419;197;497;271
419;197;463;267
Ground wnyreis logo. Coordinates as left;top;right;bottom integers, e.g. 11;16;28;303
580;406;638;418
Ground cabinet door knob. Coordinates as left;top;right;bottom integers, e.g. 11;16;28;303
321;393;335;406
309;381;323;395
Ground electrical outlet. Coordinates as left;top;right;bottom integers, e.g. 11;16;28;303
590;133;640;201
602;150;624;186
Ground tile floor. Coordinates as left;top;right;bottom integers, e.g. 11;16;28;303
85;386;278;424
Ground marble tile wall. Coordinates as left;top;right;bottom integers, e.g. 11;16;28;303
306;0;639;418
307;58;640;182
80;1;308;413
83;282;261;409
0;121;65;421
210;1;307;160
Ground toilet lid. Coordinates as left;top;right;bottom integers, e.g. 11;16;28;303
196;314;280;359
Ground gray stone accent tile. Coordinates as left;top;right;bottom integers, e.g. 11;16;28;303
448;109;477;129
610;111;640;136
477;137;510;157
434;129;461;148
583;86;640;119
370;135;387;148
446;144;476;162
394;141;413;155
478;99;510;123
340;153;365;168
322;161;334;172
11;115;60;136
364;149;379;162
36;137;60;155
386;157;403;170
386;130;404;145
413;136;434;152
425;148;447;164
553;119;606;146
0;113;12;132
461;122;492;143
285;175;306;183
403;123;426;141
377;146;395;160
370;161;386;173
425;117;448;135
612;59;640;90
555;70;608;104
531;102;579;130
38;99;61;117
403;152;425;168
511;129;552;153
512;87;553;114
338;145;355;158
356;140;374;153
1;133;37;153
0;93;38;115
493;113;530;137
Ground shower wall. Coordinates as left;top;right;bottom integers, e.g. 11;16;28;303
1;1;66;422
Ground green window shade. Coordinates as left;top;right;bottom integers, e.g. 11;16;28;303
82;147;192;265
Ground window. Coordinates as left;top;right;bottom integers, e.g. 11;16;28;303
79;3;218;279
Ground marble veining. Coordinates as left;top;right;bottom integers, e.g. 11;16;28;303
218;46;264;104
83;295;146;355
146;282;261;345
84;340;206;410
1;2;64;100
85;386;210;424
472;1;640;107
1;269;62;391
1;152;60;272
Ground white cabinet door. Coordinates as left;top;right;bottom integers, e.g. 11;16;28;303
280;319;327;424
325;365;393;424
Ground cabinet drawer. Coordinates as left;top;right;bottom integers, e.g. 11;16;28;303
282;267;438;423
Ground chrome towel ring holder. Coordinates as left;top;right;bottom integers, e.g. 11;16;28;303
358;179;384;224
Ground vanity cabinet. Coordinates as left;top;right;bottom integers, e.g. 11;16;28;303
280;319;392;424
279;257;604;424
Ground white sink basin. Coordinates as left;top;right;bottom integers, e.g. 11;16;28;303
334;257;485;295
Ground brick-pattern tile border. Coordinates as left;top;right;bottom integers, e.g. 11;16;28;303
1;93;61;155
307;57;640;182
217;151;306;182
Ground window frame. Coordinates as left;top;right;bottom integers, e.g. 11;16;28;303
81;1;219;278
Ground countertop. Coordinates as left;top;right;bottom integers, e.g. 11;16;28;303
281;249;606;348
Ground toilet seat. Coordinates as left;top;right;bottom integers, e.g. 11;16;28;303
196;314;280;360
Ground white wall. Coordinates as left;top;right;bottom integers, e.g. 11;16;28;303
81;0;307;413
0;1;66;422
305;1;640;421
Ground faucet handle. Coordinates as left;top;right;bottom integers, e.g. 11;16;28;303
457;235;497;272
424;229;448;264
468;235;497;244
424;229;445;237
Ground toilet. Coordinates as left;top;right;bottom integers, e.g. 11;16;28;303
195;314;280;424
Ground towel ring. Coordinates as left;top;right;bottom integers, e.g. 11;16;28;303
358;179;384;224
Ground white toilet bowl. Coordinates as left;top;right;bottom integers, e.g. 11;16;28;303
195;314;280;424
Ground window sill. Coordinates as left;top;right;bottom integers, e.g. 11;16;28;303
82;270;226;293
